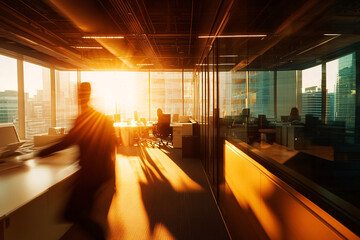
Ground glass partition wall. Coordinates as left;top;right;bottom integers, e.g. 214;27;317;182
195;36;360;232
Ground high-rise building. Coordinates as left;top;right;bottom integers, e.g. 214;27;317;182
0;90;18;123
302;86;322;118
335;53;356;130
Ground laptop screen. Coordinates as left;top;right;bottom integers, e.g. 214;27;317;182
0;125;20;148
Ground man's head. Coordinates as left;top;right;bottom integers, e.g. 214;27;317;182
79;82;91;107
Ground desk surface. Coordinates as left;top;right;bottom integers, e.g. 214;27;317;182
0;148;79;218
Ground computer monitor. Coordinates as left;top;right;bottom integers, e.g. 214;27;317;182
242;108;250;117
281;116;290;122
0;125;20;148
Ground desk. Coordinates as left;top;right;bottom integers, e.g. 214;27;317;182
0;148;79;240
114;122;152;146
259;128;276;143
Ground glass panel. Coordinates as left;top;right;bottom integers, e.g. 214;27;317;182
81;71;149;122
0;55;18;129
326;53;356;132
24;62;51;139
277;71;298;120
301;65;322;118
55;71;78;131
150;72;182;121
248;71;274;120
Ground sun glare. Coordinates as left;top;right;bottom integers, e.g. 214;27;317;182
82;71;137;117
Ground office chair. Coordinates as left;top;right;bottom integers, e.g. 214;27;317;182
152;114;172;147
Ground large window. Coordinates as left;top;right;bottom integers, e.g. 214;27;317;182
24;62;51;139
0;55;18;128
302;65;322;118
248;71;274;119
55;71;78;131
326;53;356;132
184;72;194;116
276;71;300;120
81;71;149;122
150;72;182;121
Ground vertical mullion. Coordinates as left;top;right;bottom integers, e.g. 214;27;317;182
182;69;184;115
51;68;56;127
321;63;327;124
17;59;25;139
149;70;151;121
274;70;277;121
246;71;249;108
77;70;81;113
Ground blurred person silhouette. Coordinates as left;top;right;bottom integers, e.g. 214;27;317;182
153;108;163;132
289;107;301;123
37;82;116;240
157;108;163;119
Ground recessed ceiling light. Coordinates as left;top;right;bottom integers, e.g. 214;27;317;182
323;34;341;36
72;46;103;49
198;34;266;39
136;63;154;66
218;63;236;66
82;35;124;39
219;55;238;58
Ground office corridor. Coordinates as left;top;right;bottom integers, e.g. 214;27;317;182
62;144;230;240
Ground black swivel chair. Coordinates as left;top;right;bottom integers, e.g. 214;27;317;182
153;114;172;146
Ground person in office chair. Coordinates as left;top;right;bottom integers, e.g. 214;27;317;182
37;82;116;240
289;107;301;124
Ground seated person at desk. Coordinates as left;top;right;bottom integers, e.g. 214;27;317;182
153;108;171;140
289;107;301;124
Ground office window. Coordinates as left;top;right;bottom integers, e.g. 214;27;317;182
0;55;18;128
229;72;247;116
326;53;356;131
81;71;149;122
302;65;322;118
218;71;232;119
276;71;300;120
55;71;78;131
24;62;51;139
248;71;274;119
150;72;182;121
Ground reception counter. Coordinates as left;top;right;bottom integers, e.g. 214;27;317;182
0;148;79;240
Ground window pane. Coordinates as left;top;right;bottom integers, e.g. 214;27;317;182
24;62;51;139
55;71;78;131
0;55;18;128
302;65;322;118
277;71;298;120
326;53;356;131
150;72;182;121
248;71;274;120
81;71;149;122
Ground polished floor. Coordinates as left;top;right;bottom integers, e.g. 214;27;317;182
62;143;230;240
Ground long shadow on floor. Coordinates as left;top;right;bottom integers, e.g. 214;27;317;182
132;144;229;240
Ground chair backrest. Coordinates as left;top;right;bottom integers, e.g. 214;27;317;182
158;114;171;138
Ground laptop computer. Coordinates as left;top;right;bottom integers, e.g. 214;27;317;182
0;124;26;158
0;125;34;172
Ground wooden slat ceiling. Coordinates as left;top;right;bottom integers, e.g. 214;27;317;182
0;0;359;71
